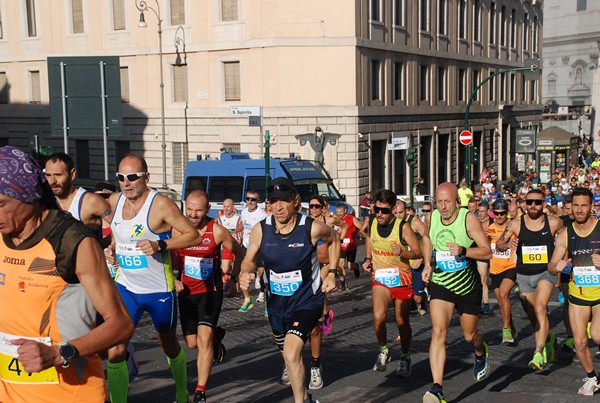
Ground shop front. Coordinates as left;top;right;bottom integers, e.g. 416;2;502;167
536;126;579;182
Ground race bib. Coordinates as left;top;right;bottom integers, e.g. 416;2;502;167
269;270;302;296
374;268;402;287
522;245;548;264
184;256;214;280
573;266;600;287
342;238;351;247
0;332;59;384
107;261;118;278
491;243;511;259
116;244;149;270
435;251;467;272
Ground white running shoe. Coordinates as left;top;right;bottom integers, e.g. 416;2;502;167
255;275;261;290
373;350;391;372
309;366;323;389
256;291;265;303
578;376;599;396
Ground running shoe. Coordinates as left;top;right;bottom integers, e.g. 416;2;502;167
373;350;391;372
423;384;446;403
309;365;323;390
417;304;427;316
578;376;599;396
239;299;253;312
561;337;575;353
473;341;490;381
279;365;290;385
480;304;491;315
192;390;207;403
528;351;545;371
320;310;334;335
396;354;411;378
255;275;261;289
305;393;320;403
213;327;226;364
256;291;265;303
353;264;360;279
544;331;556;364
502;328;514;344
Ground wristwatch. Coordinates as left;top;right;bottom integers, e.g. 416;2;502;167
157;240;168;252
58;342;79;368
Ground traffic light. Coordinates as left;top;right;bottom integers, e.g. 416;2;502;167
406;147;418;166
472;146;480;166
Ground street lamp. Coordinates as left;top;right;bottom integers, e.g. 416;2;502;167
135;0;167;189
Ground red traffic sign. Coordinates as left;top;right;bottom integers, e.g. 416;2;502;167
459;130;473;146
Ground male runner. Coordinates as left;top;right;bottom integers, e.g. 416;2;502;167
487;199;517;344
336;204;362;279
362;190;422;377
549;187;600;395
0;146;133;402
216;198;243;295
558;194;576;352
240;177;339;403
239;190;268;312
496;189;564;371
477;201;492;315
105;153;200;403
422;183;492;403
173;191;245;403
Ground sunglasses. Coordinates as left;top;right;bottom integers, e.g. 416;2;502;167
525;199;544;206
309;204;322;209
422;209;431;213
374;206;392;215
494;211;507;216
268;183;294;192
245;197;258;202
116;172;146;182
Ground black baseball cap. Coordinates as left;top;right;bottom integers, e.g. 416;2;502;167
267;177;297;201
492;198;509;211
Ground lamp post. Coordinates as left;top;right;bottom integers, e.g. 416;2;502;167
135;0;167;188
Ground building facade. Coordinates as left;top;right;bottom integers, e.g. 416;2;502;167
0;0;542;209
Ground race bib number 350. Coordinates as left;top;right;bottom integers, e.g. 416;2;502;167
184;256;214;280
573;266;600;287
435;251;467;272
116;244;149;270
0;332;59;384
269;270;302;296
522;245;548;264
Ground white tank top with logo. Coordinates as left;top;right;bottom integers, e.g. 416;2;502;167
66;187;88;221
218;212;242;241
241;208;267;248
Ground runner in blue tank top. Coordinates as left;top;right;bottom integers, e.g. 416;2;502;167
240;177;340;403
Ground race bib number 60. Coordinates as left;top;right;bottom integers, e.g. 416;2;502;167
522;245;548;264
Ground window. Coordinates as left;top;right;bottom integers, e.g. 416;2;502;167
394;0;404;26
71;0;84;34
172;142;188;184
75;140;89;178
438;66;446;102
112;0;126;30
510;73;516;101
170;0;185;25
438;0;446;35
420;0;429;31
458;69;466;102
26;0;37;37
221;142;241;153
500;6;506;47
420;64;429;101
489;2;496;44
523;12;529;51
222;0;238;22
473;0;481;41
224;61;240;101
521;77;527;101
530;80;536;102
510;9;516;48
500;73;506;101
532;15;538;52
371;0;381;22
120;67;129;103
209;177;244;203
30;71;40;104
173;64;188;102
489;70;495;101
0;72;7;104
394;62;404;101
459;0;467;39
488;129;495;160
0;7;3;39
370;59;382;101
473;69;480;101
548;77;556;93
577;0;587;12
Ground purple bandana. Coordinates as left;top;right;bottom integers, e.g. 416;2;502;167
0;146;47;204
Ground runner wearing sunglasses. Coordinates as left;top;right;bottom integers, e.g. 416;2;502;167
496;188;564;371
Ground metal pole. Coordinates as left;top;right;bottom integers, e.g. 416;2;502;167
265;130;271;199
99;61;109;180
158;19;167;188
59;62;68;153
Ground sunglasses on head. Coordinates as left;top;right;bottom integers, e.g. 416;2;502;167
525;199;544;206
494;211;507;216
309;203;322;209
374;206;392;215
116;172;146;182
245;197;258;202
268;183;293;193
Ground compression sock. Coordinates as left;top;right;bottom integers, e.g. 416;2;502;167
167;348;188;403
380;345;389;354
311;357;320;367
107;360;129;403
195;384;206;393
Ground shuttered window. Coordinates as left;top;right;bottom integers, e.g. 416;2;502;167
173;64;188;102
30;71;41;104
170;0;185;25
224;62;240;101
72;0;84;34
172;142;188;184
222;0;238;21
120;67;130;103
113;0;126;30
26;0;37;37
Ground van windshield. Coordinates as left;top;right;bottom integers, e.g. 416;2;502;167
295;182;344;202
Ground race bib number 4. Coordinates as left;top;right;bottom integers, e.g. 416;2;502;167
0;332;59;384
522;245;548;264
269;270;302;296
491;243;510;259
184;256;214;280
573;266;600;287
374;268;402;287
435;251;467;272
116;244;148;270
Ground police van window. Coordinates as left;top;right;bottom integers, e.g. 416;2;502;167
316;183;344;200
246;177;266;201
296;184;316;202
185;176;207;199
209;177;243;202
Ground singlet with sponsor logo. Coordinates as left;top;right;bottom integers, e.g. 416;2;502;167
176;220;223;294
341;214;358;252
429;209;480;296
516;214;554;275
566;220;600;302
111;190;174;294
259;214;322;318
488;222;516;275
217;212;242;242
370;218;412;287
0;210;104;402
242;208;268;248
66;187;87;221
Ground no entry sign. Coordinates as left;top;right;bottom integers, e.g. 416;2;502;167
459;130;473;146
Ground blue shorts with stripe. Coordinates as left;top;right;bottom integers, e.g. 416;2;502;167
116;283;178;333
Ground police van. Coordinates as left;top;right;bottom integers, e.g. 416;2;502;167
182;153;354;217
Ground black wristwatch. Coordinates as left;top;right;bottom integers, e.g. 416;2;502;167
459;246;467;257
157;240;168;252
58;342;79;368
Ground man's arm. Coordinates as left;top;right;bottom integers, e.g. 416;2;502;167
312;220;341;292
496;219;519;252
214;223;246;278
454;212;492;260
548;227;570;275
549;215;565;236
239;223;263;290
397;223;422;260
359;216;370;239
